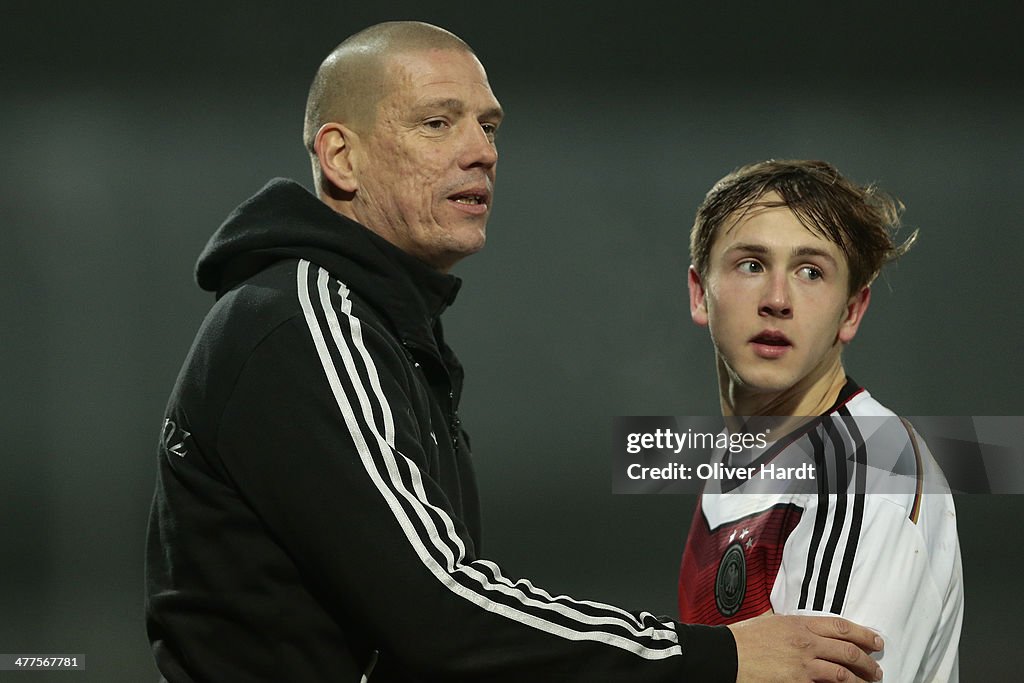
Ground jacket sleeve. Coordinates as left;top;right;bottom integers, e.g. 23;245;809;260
214;263;736;682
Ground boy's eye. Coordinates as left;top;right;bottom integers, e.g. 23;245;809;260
739;261;763;273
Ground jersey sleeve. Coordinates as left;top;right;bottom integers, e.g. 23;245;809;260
771;489;962;683
210;264;737;681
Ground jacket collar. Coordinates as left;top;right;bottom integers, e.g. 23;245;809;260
196;178;461;356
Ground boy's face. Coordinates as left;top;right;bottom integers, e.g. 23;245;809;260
689;193;870;399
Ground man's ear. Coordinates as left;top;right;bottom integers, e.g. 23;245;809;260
314;122;359;194
688;265;710;327
838;286;871;344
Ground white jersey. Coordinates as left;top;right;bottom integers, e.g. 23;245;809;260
678;382;963;683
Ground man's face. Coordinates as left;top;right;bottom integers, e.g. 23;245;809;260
349;48;503;271
689;193;869;399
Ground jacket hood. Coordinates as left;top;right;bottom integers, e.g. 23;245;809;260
196;178;462;346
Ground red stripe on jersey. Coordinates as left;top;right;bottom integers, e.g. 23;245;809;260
678;499;804;624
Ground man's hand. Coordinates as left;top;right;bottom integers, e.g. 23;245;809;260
728;613;884;683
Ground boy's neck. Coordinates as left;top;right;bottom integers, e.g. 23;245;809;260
718;359;848;419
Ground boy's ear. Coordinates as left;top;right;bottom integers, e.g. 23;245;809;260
838;286;871;343
689;266;709;327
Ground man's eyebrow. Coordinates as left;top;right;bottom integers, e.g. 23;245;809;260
415;98;504;121
416;97;464;113
483;105;504;122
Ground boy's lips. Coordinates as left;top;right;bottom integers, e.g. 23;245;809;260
750;330;792;359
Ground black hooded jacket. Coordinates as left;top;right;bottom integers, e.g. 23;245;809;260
145;178;736;682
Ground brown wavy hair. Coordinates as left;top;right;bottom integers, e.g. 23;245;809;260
690;159;917;293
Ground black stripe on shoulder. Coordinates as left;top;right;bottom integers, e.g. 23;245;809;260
811;419;850;612
798;426;830;610
830;408;867;613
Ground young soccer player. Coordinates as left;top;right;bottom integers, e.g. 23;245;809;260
678;160;963;683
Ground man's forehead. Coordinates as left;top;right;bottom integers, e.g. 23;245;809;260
375;49;502;122
382;49;489;88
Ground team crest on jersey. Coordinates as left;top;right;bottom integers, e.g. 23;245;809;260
715;542;746;617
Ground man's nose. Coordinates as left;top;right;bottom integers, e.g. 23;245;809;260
459;123;498;170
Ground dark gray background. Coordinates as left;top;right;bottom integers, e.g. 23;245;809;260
4;2;1022;680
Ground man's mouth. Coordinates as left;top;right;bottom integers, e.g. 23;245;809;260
450;193;486;205
446;188;490;217
448;187;490;206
